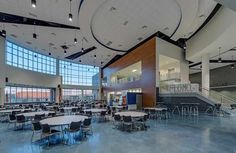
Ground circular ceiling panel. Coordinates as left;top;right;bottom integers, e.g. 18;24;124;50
91;0;181;51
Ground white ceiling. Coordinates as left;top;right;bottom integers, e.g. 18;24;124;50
0;0;218;67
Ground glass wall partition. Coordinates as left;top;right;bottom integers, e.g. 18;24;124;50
5;85;52;103
6;41;56;75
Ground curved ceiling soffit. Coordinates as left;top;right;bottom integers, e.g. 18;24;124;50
90;0;182;53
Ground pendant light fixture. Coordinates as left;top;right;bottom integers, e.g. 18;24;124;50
33;21;37;39
31;0;36;8
1;24;6;37
218;47;222;63
94;54;96;59
74;30;77;44
68;0;73;22
64;50;67;55
81;38;84;52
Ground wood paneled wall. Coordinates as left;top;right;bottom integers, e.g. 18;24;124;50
103;37;156;107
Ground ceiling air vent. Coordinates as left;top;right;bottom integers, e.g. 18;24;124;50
123;21;128;26
10;34;17;38
61;45;69;50
26;41;32;45
109;7;117;12
49;42;54;46
51;32;56;36
28;12;37;18
137;37;143;41
106;41;112;46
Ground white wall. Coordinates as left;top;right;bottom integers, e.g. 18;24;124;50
156;37;189;86
5;65;61;88
0;37;62;104
186;7;236;61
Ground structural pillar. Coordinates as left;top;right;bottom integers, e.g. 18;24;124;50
98;68;102;100
202;54;210;95
0;37;6;105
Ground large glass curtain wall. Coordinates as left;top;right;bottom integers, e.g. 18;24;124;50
62;89;98;101
5;86;52;103
6;41;56;75
59;60;99;86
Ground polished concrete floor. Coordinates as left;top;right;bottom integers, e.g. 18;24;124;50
0;115;236;153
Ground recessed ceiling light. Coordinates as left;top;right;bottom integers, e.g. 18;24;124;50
132;69;137;72
123;21;128;26
142;25;147;29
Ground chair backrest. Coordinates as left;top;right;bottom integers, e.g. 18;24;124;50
34;114;42;120
48;112;56;117
100;111;106;116
114;114;121;121
60;108;64;113
32;122;42;131
83;118;91;126
41;124;50;133
72;108;77;112
9;114;16;121
16;115;25;122
123;116;132;122
70;121;81;131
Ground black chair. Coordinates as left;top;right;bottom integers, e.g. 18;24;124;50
47;112;56;117
34;114;42;122
8;114;16;129
66;121;82;143
113;114;122;128
123;116;133;132
85;111;92;117
99;111;107;122
16;115;27;130
41;124;60;146
31;122;42;142
71;108;77;115
81;118;92;138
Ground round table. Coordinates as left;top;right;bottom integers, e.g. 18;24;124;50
17;111;55;117
61;107;77;110
84;108;106;113
144;107;167;111
40;115;88;126
115;111;147;118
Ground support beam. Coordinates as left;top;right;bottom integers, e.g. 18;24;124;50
0;12;80;30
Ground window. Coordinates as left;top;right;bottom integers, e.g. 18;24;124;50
62;89;82;101
62;89;98;101
6;41;56;75
59;60;99;86
5;86;52;103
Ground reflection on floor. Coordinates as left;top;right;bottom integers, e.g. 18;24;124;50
0;115;236;153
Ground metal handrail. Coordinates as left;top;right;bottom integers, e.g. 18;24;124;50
200;88;236;107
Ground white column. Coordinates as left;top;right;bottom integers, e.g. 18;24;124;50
56;59;59;76
180;60;189;83
0;37;6;105
98;68;102;100
202;54;210;95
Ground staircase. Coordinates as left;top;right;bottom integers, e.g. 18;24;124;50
159;83;236;115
